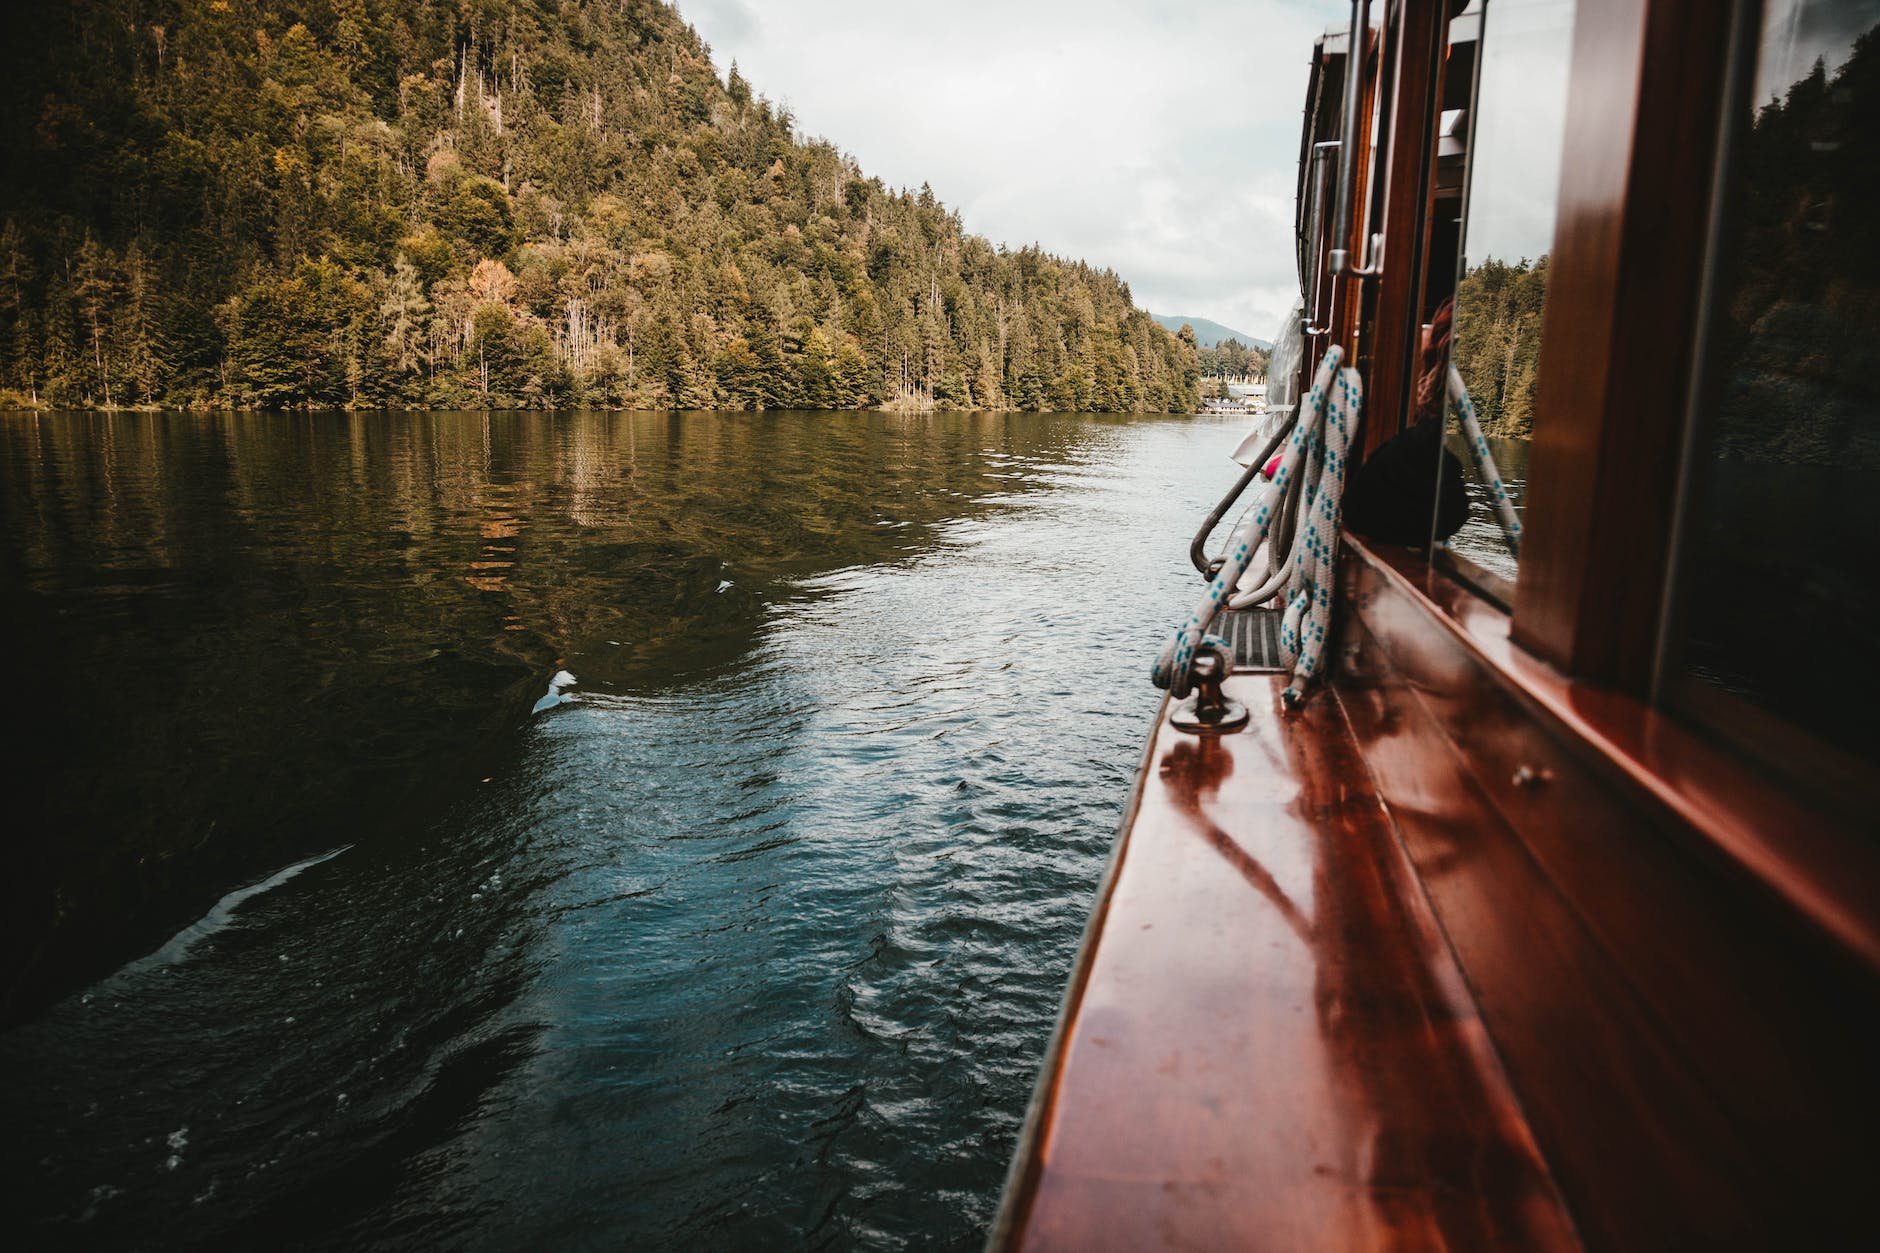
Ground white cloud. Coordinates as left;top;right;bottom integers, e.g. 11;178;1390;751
1460;0;1575;267
679;0;1352;341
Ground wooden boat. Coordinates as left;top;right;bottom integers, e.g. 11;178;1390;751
992;0;1880;1247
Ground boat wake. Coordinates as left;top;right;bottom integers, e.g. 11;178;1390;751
111;845;353;977
532;669;579;714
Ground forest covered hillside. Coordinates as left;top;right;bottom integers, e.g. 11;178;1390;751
1451;255;1546;437
0;1;1201;412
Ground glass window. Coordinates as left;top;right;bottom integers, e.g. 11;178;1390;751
1430;0;1578;586
1669;0;1880;773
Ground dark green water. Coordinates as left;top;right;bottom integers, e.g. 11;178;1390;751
0;410;1240;1249
1446;431;1528;583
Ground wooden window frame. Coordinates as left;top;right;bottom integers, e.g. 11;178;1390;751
1340;0;1875;913
1649;0;1880;823
1328;0;1738;704
1510;0;1733;694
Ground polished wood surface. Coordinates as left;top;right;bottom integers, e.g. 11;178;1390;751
1001;2;1880;1243
998;539;1880;1249
1340;537;1880;1250
1353;537;1880;972
995;676;1579;1252
1512;0;1732;690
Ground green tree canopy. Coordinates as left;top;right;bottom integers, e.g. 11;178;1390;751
0;0;1199;414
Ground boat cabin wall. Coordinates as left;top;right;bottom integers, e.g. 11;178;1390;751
1308;0;1880;808
1299;0;1880;1231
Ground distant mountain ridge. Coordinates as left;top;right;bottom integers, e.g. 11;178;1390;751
1153;315;1271;352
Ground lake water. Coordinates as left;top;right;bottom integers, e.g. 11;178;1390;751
1446;431;1528;584
0;410;1245;1249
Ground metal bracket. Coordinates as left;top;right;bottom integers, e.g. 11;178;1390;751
1330;232;1386;279
1170;650;1249;734
1329;0;1385;281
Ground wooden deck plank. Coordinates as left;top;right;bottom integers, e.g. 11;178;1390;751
1002;675;1578;1252
1336;539;1880;1249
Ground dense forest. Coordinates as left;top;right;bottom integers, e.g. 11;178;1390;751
1450;29;1879;448
1196;335;1267;382
1450;254;1546;437
0;0;1200;412
1711;29;1878;466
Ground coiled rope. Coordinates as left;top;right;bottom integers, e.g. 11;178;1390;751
1447;365;1521;559
1153;346;1361;707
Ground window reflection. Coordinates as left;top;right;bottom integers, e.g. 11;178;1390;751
1437;0;1577;583
1672;0;1880;769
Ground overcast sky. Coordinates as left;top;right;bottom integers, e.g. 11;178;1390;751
679;0;1351;342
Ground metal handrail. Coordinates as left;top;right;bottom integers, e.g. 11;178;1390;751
1304;141;1340;336
1188;409;1304;578
1329;0;1385;280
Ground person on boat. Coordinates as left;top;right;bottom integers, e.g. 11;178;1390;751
1341;297;1469;545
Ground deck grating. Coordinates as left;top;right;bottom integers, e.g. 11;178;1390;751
1219;608;1286;672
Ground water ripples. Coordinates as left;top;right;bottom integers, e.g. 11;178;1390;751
1;410;1245;1249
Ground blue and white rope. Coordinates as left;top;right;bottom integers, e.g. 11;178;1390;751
1276;363;1356;702
1153;346;1361;706
1447;365;1521;559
